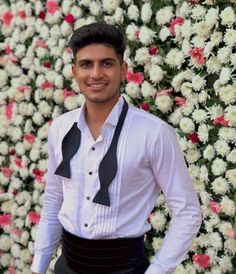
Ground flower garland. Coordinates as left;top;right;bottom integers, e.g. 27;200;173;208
0;0;236;273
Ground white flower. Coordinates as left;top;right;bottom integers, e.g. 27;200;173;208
155;95;173;113
155;6;173;25
159;26;171;42
127;5;139;21
198;124;209;143
207;104;223;119
179;117;195;133
200;165;209;183
114;7;124;24
149;212;166;231
221;197;236;216
169;108;183;126
230;53;236;67
180;82;192;98
217;47;232;64
165;48;184;69
185;149;201;164
210;31;223;45
219;85;236;105
192;75;206;91
220;6;236;26
140;81;156;97
188;164;200;179
38;101;52;116
219;67;232;85
193;21;212;40
0;70;8;88
141;3;152;23
211;176;229;194
191;5;206;20
211;158;227;176
64;96;80;110
0;253;11;267
149;65;163;84
89;1;101;16
125;82;140;98
206;56;222;74
214;140;231;156
126;24;139;41
152;237;163;251
0;235;11;251
205;7;219;26
226;169;236;187
139;26;155;45
102;0;121;14
219;256;233;273
134;47;150;65
226;149;236;163
225;105;236;126
223;29;236;47
192;109;208;123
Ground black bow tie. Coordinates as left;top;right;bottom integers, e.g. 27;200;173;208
55;99;129;207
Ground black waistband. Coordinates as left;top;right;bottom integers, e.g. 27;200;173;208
62;228;145;273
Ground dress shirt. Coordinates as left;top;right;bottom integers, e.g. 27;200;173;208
31;96;202;274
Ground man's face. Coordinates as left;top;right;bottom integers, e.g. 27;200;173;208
72;43;127;105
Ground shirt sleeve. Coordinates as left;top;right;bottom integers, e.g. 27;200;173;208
145;122;202;274
31;121;63;274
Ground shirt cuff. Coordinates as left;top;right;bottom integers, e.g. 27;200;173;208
31;253;53;274
145;263;175;274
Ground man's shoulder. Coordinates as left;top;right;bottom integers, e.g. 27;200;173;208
51;108;81;127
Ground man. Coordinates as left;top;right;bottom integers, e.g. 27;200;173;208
31;22;201;274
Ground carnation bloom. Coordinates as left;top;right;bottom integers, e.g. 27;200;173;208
65;13;75;24
212;115;229;126
208;201;222;214
174;96;186;106
0;214;12;226
126;71;144;84
140;102;150;111
5;100;14;120
149;46;158;55
2;10;14;26
169;17;184;35
46;0;60;15
63;89;76;97
1;167;12;177
28;211;41;224
24;133;36;144
189;132;199;143
192;253;211;268
8;266;16;274
189;47;204;65
40;82;54;90
36;40;48;49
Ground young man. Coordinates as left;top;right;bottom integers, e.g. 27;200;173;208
31;23;201;274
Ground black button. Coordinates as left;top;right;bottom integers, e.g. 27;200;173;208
92;147;95;151
89;171;92;175
84;223;88;227
86;196;90;200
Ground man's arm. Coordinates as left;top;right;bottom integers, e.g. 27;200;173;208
146;123;202;274
31;121;63;274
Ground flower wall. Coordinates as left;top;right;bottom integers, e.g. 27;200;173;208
0;0;236;273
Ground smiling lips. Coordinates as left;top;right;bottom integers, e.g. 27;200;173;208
86;82;108;91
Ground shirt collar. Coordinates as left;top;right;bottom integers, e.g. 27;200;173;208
77;96;124;131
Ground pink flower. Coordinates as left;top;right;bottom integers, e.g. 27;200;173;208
149;46;158;55
24;133;36;144
18;85;32;93
189;132;199;143
189;47;204;65
0;214;12;226
63;89;76;97
140;102;150;111
5;100;14;120
156;88;173;97
192;253;211;268
46;0;60;15
169;17;184;35
28;211;41;224
38;11;46;20
1;167;12;177
11;228;22;237
65;13;75;24
126;71;144;84
33;168;45;183
174;96;186;106
14;158;23;168
43;60;52;68
135;30;140;39
189;0;201;3
5;44;11;55
226;228;236;239
40;81;54;90
2;10;14;26
17;11;26;19
8;266;16;274
208;201;222;214
36;40;48;49
213;115;229;127
65;47;73;54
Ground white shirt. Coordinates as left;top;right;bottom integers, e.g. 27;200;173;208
31;96;201;274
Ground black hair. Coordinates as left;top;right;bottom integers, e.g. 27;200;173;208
69;22;126;63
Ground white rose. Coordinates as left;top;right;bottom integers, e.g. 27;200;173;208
179;117;195;133
125;82;140;98
211;158;227;176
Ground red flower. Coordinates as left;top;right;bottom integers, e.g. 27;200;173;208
11;228;22;237
169;17;184;35
18;85;32;93
46;0;60;15
1;167;12;177
14;158;23;168
65;13;75;24
156;88;173;97
17;11;26;19
5;100;14;120
149;46;158;55
33;168;45;183
63;89;76;97
40;81;54;90
135;30;140;39
140;102;150;111
174;96;186;106
226;228;236;239
65;47;73;54
28;211;41;224
192;254;211;268
208;201;222;214
43;61;52;68
38;11;46;20
5;44;11;55
24;133;36;144
189;0;201;3
212;115;229;127
189;47;204;65
189;132;199;143
0;214;12;226
36;40;48;49
8;266;16;274
2;10;14;26
126;71;144;84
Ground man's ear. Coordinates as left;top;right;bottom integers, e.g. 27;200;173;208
121;61;128;82
71;64;76;78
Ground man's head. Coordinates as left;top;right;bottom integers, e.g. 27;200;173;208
69;22;126;63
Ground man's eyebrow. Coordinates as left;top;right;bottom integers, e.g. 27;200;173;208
77;58;116;63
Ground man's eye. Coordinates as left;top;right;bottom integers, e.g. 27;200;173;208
103;61;113;67
79;62;90;68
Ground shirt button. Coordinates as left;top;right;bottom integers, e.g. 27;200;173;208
88;171;92;175
84;223;88;227
92;147;95;151
86;196;90;200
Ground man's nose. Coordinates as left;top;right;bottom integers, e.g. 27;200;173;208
91;65;103;79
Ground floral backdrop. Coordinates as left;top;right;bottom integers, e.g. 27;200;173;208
0;0;236;273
